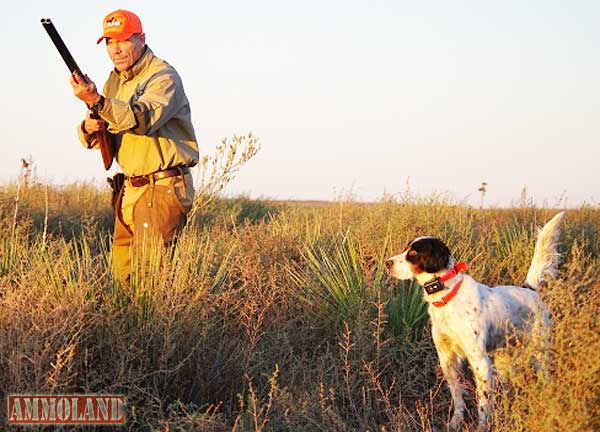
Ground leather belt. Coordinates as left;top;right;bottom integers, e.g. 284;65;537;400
127;166;190;188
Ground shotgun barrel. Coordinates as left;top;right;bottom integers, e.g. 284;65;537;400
41;19;81;74
41;18;114;170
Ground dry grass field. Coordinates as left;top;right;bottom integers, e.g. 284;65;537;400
0;180;599;431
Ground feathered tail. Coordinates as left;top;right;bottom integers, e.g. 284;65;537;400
524;212;565;290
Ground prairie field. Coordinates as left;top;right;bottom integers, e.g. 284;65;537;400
0;181;599;431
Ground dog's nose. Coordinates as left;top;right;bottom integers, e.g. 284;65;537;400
385;259;393;269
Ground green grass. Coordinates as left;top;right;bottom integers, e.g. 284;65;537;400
1;181;599;431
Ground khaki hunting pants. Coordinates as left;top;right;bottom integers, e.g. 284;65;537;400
112;172;194;282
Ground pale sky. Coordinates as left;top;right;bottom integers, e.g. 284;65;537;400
2;0;599;207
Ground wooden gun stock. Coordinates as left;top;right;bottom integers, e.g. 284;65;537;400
41;18;114;170
91;113;115;170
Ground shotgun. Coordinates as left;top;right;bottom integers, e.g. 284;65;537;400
41;18;114;170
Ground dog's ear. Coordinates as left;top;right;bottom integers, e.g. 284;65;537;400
406;237;450;273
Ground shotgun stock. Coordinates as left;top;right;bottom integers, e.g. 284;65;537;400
41;18;114;170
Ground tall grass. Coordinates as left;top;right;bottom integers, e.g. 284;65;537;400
0;181;599;431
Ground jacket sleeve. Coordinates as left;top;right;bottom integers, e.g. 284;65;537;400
99;69;185;136
77;120;100;150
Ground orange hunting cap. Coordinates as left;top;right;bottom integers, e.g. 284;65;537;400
97;9;143;44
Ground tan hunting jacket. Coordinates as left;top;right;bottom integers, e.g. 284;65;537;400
78;47;199;176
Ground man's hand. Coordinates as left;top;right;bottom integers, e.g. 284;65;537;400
70;72;101;107
81;111;105;134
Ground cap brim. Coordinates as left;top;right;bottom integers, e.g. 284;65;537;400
96;31;135;44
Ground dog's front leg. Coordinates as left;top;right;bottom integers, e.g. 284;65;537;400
469;353;493;431
433;333;465;430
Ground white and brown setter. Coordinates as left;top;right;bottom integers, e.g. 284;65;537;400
386;212;564;430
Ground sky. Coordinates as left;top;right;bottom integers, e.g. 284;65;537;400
1;0;599;207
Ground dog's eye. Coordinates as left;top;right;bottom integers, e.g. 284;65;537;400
407;249;417;257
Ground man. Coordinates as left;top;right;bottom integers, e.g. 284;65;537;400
70;9;199;282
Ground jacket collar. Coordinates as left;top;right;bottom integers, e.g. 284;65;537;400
118;46;153;82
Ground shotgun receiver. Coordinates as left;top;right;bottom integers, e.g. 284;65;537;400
41;18;114;170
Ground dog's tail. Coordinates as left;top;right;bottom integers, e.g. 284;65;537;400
524;211;565;290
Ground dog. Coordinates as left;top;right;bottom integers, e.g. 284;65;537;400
385;212;564;430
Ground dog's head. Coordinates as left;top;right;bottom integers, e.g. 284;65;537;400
385;236;452;280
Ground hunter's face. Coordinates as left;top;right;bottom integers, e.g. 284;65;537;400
106;34;146;72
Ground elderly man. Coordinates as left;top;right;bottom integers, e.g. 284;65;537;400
70;9;199;282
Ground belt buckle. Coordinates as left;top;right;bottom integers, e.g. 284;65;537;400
129;175;150;187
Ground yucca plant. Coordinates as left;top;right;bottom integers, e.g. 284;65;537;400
289;233;367;327
384;279;429;342
32;235;94;297
371;231;429;342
